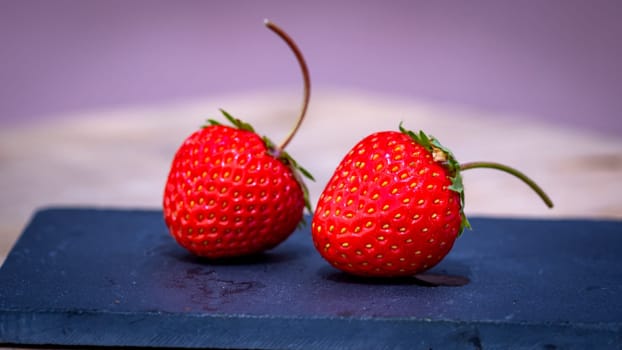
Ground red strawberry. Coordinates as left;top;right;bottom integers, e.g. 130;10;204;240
311;124;553;277
163;20;314;258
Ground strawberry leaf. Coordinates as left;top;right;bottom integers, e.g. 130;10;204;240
399;123;470;235
272;147;315;215
206;119;222;127
297;164;315;182
219;109;256;133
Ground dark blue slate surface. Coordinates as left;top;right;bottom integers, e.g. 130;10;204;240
1;207;621;349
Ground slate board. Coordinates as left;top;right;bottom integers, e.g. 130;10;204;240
1;208;621;349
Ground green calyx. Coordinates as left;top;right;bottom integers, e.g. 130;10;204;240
399;123;471;234
206;109;315;225
399;122;555;235
261;135;315;226
206;109;256;132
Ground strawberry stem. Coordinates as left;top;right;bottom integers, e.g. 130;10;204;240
264;19;310;154
459;161;554;208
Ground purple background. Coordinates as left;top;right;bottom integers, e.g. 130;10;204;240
1;0;621;135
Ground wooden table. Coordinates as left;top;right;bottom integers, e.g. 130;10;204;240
2;89;622;265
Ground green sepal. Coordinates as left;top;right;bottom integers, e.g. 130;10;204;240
399;122;471;234
205;119;221;127
219;109;256;133
205;109;315;227
262;136;315;224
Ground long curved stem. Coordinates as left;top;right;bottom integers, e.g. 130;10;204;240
460;161;554;208
264;19;311;153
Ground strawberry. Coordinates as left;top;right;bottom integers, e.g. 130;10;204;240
163;20;314;258
311;124;553;277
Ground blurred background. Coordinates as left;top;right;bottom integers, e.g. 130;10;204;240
1;0;621;134
1;0;622;263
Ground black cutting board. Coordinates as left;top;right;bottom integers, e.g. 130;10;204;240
1;208;621;349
